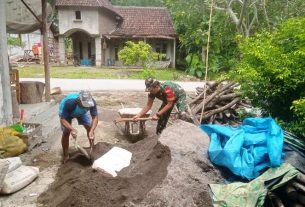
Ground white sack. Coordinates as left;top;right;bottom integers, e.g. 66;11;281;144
1;165;39;194
92;147;132;177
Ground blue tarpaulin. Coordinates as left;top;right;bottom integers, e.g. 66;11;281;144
200;117;284;180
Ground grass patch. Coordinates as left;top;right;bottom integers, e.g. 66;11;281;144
17;65;193;81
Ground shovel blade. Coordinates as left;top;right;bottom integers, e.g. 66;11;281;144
76;145;90;160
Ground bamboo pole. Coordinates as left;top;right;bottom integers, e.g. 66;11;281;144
199;0;214;124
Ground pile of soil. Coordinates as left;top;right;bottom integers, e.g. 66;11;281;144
38;137;170;207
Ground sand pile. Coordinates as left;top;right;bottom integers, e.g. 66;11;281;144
38;120;222;207
38;137;170;207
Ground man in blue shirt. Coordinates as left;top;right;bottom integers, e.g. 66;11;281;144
59;90;98;163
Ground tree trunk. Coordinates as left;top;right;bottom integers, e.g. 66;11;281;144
20;81;45;104
42;0;50;101
11;90;20;119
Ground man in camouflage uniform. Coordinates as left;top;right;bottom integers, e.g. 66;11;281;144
133;77;188;134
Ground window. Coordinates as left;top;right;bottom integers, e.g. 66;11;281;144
156;43;167;60
75;11;81;20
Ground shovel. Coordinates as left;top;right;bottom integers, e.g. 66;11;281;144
72;133;90;160
89;137;94;159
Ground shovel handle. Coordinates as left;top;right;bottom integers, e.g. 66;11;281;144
114;117;152;123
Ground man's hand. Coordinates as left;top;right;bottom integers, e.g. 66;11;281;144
88;130;95;139
71;129;78;139
132;115;140;121
88;131;95;147
152;114;160;120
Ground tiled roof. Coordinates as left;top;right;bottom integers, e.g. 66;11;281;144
56;1;176;38
56;0;111;7
109;7;176;38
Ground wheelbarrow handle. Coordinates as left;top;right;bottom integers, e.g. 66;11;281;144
114;117;153;123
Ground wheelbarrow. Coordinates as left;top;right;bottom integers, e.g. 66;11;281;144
113;108;152;137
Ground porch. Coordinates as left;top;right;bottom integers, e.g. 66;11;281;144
58;30;176;68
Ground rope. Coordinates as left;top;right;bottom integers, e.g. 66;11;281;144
199;0;214;124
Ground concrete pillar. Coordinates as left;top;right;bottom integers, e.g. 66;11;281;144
95;37;101;67
173;38;176;68
0;1;13;126
58;35;65;64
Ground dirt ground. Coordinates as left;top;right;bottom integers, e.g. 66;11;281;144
0;91;221;207
36;92;173;206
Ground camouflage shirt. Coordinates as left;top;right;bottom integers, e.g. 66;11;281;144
148;81;187;112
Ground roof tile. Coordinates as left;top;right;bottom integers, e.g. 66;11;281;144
111;7;176;37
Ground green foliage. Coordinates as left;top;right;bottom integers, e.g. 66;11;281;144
230;17;305;136
64;38;73;53
141;68;157;79
118;41;159;69
292;99;305;120
289;98;305;136
7;36;25;48
185;54;204;78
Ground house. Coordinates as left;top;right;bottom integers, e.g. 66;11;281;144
55;0;177;67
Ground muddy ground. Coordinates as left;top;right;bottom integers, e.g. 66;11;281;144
0;91;222;207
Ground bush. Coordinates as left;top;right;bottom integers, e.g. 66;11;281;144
230;17;305;136
118;41;160;69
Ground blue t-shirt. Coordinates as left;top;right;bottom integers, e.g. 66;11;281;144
59;93;97;120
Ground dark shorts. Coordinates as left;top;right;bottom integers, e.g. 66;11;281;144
60;113;92;133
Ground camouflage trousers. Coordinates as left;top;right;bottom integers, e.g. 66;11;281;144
156;93;187;134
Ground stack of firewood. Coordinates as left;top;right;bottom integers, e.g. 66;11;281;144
266;172;305;206
186;81;250;125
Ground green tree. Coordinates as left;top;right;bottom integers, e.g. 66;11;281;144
165;0;305;77
230;17;305;136
165;0;238;76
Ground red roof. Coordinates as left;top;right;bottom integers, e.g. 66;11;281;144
109;7;176;38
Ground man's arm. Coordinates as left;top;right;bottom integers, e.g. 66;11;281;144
60;118;77;135
89;115;98;135
60;100;77;136
88;99;98;139
156;101;174;117
133;98;154;120
152;86;176;119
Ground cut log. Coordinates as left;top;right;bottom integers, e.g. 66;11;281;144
201;97;241;121
20;81;45;104
291;181;305;194
296;173;305;185
267;191;284;207
192;82;236;114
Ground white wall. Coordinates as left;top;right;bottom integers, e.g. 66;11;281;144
7;31;41;58
58;7;100;35
99;9;116;34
